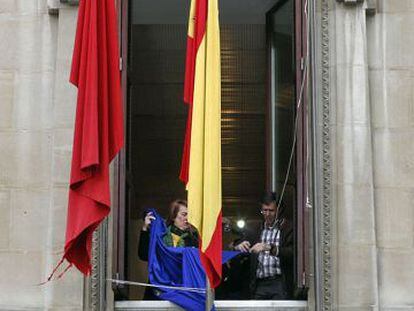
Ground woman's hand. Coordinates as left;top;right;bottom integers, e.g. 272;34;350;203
142;212;156;231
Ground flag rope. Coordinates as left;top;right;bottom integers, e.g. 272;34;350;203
276;62;308;220
274;0;310;221
107;279;206;293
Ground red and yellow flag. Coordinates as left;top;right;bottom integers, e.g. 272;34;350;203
180;0;222;288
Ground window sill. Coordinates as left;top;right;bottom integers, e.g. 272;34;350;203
115;300;307;311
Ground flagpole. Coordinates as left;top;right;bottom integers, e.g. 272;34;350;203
206;278;214;311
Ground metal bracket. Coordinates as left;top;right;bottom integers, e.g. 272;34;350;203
48;0;79;15
366;0;378;15
336;0;364;3
336;0;377;14
60;0;80;4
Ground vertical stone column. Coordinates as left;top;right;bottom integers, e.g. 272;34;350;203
367;1;414;308
331;1;379;309
44;5;85;310
0;1;58;308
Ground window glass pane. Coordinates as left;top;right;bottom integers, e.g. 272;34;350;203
270;0;296;221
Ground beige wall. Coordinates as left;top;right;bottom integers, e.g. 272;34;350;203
331;0;414;309
0;1;83;310
369;1;414;308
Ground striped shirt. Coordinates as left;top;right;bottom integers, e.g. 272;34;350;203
256;223;281;279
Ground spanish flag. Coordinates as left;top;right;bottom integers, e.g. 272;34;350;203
180;0;222;288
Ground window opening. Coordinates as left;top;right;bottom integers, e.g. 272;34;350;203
114;0;307;301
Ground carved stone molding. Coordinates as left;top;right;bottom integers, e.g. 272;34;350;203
320;0;333;309
86;221;108;311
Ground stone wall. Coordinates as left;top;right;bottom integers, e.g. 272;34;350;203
369;1;414;308
0;1;83;310
331;0;414;309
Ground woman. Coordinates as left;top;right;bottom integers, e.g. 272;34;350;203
137;200;199;299
162;199;199;248
139;199;199;260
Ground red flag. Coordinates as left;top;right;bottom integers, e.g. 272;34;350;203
62;0;123;275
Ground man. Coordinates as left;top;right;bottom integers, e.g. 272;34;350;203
234;192;293;300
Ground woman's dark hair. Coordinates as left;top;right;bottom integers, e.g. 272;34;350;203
165;199;188;227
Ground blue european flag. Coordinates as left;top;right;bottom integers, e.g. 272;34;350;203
146;209;239;311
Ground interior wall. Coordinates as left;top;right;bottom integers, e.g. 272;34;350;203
127;22;268;300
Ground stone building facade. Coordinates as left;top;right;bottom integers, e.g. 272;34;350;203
0;0;413;310
325;0;414;309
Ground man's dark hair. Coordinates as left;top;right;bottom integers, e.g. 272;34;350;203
261;191;278;205
261;191;285;218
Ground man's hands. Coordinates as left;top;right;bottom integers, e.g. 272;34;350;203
142;212;156;231
234;241;251;252
249;242;269;254
235;241;275;254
